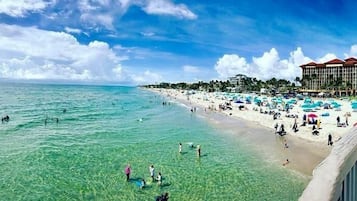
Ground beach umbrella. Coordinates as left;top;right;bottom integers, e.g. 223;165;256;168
302;104;314;108
323;103;330;107
308;113;318;118
304;98;312;103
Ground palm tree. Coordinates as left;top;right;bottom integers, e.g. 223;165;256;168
302;75;310;89
295;76;301;86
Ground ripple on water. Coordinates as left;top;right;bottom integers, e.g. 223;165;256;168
0;84;307;200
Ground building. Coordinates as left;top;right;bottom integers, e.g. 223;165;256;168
300;57;357;96
229;74;247;92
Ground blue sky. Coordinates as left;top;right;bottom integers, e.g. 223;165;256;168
0;0;357;85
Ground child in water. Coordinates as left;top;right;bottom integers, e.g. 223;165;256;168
140;179;146;189
156;172;162;186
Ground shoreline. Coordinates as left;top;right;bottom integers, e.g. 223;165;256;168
144;88;342;176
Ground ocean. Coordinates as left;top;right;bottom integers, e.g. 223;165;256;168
0;83;307;200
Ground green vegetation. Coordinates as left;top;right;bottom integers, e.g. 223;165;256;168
143;75;300;93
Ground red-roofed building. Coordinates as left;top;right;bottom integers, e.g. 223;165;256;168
299;57;357;94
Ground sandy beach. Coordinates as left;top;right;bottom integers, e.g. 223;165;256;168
146;88;357;176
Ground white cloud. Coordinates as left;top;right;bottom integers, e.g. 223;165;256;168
316;53;337;63
64;27;82;34
0;23;135;83
0;0;54;17
143;0;197;19
77;0;196;29
214;47;312;81
141;31;155;37
80;13;114;30
183;65;200;73
344;44;357;58
214;54;250;79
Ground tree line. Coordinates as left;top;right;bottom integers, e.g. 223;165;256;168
143;75;302;93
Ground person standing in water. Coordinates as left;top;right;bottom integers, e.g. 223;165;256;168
156;172;162;186
179;142;182;153
197;145;201;157
149;165;155;181
124;164;131;182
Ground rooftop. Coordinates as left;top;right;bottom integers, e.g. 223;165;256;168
300;57;357;68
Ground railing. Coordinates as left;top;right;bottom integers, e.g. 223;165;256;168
299;127;357;201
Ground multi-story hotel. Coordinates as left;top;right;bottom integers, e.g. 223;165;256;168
229;74;247;92
300;57;357;95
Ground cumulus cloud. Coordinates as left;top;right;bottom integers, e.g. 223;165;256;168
214;47;313;81
214;54;250;79
316;53;337;63
0;23;136;83
0;0;54;17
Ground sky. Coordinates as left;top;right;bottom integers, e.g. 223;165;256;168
1;0;357;85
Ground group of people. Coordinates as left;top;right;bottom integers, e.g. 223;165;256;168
274;123;286;136
123;142;202;200
124;164;163;187
1;115;10;123
124;164;167;199
336;115;349;127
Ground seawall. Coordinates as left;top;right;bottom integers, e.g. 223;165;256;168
299;127;357;201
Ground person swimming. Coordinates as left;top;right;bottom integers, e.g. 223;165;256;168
187;142;194;148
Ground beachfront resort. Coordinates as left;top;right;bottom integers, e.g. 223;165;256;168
300;57;357;96
145;57;357;201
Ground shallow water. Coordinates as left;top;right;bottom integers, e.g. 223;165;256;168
0;83;307;200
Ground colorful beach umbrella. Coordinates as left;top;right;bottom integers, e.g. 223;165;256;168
308;113;318;118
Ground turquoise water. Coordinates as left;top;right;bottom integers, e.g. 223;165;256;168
0;83;307;200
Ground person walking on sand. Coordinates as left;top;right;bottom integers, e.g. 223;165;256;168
328;133;333;146
149;165;155;181
274;123;279;133
337;116;340;125
124;164;131;182
317;119;321;129
345;115;349;126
